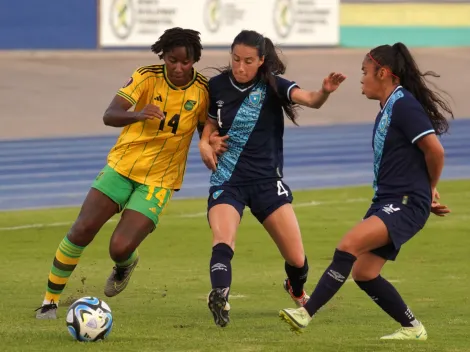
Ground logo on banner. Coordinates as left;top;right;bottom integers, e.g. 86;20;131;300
110;0;135;40
273;0;294;38
203;0;222;33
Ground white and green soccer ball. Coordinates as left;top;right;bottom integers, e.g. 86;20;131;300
65;296;113;342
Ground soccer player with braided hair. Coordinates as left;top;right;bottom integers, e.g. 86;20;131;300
36;27;223;319
280;42;453;340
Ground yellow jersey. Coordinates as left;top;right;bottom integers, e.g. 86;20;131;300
107;64;208;189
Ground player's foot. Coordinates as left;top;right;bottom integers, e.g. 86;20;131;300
279;307;312;334
207;288;230;328
35;300;58;319
283;278;310;307
380;323;428;340
104;256;139;297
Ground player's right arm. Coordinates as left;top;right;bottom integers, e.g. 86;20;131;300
199;118;220;171
103;70;164;127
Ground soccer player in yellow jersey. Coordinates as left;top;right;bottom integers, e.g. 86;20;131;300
36;28;221;319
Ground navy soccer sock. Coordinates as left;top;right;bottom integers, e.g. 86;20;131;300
209;243;234;298
285;256;309;297
355;276;419;327
304;249;356;316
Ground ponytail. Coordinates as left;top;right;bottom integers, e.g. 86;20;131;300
259;36;298;124
369;42;453;135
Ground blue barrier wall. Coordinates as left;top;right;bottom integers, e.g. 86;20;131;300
0;0;97;49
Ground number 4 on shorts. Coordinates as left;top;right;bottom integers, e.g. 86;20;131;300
277;180;289;197
145;186;167;207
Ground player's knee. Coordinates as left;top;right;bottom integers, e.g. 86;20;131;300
336;239;359;256
109;234;134;263
68;218;100;246
285;253;306;268
351;265;377;282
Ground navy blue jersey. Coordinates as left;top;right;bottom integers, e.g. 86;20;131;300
208;72;298;186
372;86;436;205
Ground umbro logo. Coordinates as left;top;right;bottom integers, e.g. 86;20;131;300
216;100;224;108
382;204;400;214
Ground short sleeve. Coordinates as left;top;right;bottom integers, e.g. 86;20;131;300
198;85;209;125
208;77;219;120
275;76;299;103
116;69;147;106
392;97;435;144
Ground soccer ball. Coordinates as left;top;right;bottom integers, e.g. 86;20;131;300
65;296;113;342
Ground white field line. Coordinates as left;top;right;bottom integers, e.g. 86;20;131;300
0;198;368;232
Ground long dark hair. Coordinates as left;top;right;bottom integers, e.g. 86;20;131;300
369;42;453;135
216;30;298;124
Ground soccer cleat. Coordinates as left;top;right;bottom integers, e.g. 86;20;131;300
35;301;58;319
283;278;310;307
207;288;231;327
380;323;428;341
104;256;139;297
279;307;312;334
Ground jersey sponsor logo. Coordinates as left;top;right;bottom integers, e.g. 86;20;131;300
184;100;197;111
122;77;133;88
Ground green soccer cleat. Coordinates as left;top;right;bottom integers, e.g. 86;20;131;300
104;256;139;297
279;307;312;334
35;301;58;320
380;323;428;341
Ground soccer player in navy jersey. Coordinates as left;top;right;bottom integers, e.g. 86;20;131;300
279;42;453;340
198;29;346;327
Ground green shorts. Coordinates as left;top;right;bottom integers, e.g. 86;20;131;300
91;165;173;227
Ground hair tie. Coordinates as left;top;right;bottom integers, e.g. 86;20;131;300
368;52;399;79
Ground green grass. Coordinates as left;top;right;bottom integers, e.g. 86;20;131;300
1;180;469;352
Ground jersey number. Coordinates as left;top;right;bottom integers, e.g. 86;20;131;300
277;181;289;197
145;186;167;207
158;112;180;134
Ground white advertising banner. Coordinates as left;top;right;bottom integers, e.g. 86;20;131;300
99;0;339;47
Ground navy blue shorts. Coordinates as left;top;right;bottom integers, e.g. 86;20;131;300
207;180;293;223
364;198;430;261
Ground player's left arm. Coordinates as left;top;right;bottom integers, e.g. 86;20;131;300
289;72;346;109
393;98;448;215
393;99;445;190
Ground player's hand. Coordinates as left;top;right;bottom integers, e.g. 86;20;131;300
135;104;165;121
431;202;451;217
199;141;218;172
431;187;450;216
209;131;229;156
322;72;347;94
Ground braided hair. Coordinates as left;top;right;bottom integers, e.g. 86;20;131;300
151;27;203;62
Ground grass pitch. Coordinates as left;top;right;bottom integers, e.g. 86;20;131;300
1;180;469;352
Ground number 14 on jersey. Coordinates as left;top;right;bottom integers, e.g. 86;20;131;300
158;111;180;134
